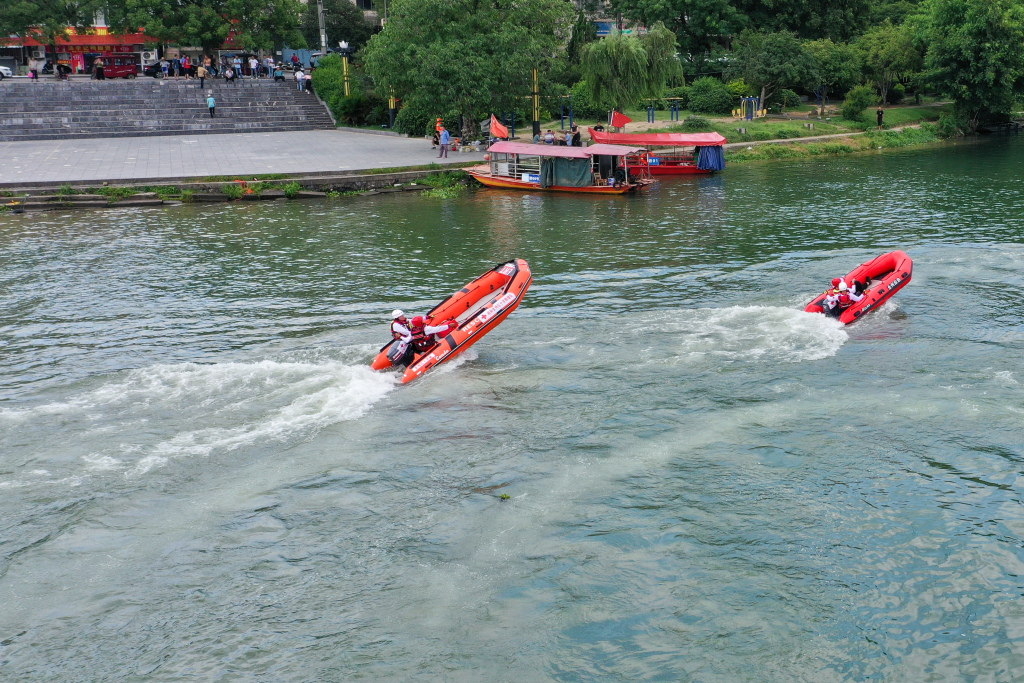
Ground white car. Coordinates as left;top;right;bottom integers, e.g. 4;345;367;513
0;66;13;79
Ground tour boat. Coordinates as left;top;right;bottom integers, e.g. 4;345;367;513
805;250;913;324
587;128;727;175
467;141;654;194
372;259;533;383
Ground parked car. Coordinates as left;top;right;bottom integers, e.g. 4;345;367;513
143;62;164;78
0;65;13;79
95;55;138;79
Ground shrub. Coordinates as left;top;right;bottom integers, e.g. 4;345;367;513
841;84;877;122
180;190;194;203
687;77;735;115
725;79;753;101
569;80;607;120
936;113;962;138
774;89;801;108
661;85;689;110
393;98;461;136
888;83;906;105
223;184;245;200
680;115;712;131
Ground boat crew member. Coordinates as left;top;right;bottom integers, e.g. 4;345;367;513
836;281;864;309
823;278;843;317
390;309;416;366
409;316;458;353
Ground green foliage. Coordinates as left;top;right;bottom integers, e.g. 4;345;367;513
363;0;571;138
392;98;460;136
935;112;963;138
680;115;713;131
570;80;609;120
774;88;802;108
856;20;921;106
283;182;303;198
98;186;137;202
806;39;861;105
423;185;465;199
0;0;103;67
581;23;681;112
725;79;753;100
889;83;906;104
661;85;690;109
841;84;878;121
105;0;306;54
687;77;735;114
923;0;1024;128
609;0;746;67
420;171;467;188
301;0;370;52
727;30;817;110
223;184;245;200
180;190;195;203
58;184;77;196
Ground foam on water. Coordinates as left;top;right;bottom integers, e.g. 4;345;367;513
1;355;396;482
638;305;848;364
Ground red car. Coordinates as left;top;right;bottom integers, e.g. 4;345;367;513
94;54;138;79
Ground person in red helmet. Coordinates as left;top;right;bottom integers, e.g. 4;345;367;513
823;278;844;317
835;281;864;310
409;315;458;354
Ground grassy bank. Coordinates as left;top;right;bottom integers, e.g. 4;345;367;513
726;124;941;163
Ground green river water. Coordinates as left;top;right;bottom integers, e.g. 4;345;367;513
1;137;1023;680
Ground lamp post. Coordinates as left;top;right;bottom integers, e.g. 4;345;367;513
316;0;328;55
338;41;355;97
531;68;541;138
389;88;398;129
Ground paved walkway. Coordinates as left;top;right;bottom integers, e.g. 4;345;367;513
0;130;484;185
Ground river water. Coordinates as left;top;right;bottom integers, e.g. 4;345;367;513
2;137;1023;680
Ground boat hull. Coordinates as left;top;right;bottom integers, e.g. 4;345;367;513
372;259;533;382
627;162;711;176
467;168;637;194
805;250;913;324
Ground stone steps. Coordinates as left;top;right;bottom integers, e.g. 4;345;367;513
0;79;334;141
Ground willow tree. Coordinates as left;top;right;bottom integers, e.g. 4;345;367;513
580;22;682;113
362;0;571;139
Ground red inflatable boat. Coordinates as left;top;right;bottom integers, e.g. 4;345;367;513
805;250;913;324
372;259;532;383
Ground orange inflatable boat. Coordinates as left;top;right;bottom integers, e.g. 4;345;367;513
805;250;913;324
372;259;533;383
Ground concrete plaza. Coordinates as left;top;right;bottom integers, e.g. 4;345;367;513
0;129;485;186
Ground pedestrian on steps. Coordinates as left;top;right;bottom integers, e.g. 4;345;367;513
196;64;208;88
295;68;305;92
207;93;216;118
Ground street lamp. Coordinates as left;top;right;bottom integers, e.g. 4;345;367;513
338;41;355;97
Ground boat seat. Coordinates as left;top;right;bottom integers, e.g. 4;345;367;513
455;287;505;325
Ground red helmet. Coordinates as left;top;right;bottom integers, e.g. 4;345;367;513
831;277;841;287
411;315;425;327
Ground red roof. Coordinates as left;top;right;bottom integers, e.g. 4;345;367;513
589;128;727;147
488;141;646;158
2;33;146;47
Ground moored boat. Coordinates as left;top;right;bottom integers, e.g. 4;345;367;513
467;141;654;194
588;128;727;176
805;250;913;324
372;259;533;383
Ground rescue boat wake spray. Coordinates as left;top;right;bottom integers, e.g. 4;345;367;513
372;259;533;383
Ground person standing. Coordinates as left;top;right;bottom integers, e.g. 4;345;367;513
249;56;259;79
294;67;304;92
196;64;207;88
437;126;450;158
181;54;191;79
877;107;884;130
173;58;181;80
571;124;581;147
160;58;169;79
207;93;216;118
93;57;105;80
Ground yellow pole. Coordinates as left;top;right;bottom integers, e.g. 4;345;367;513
343;55;351;97
532;68;540;138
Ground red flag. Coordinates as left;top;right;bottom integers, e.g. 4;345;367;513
610;110;633;128
490;114;509;139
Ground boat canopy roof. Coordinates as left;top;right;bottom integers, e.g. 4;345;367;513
588;128;727;147
488;141;646;158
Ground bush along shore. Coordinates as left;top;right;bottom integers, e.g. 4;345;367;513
0;168;473;213
724;124;945;164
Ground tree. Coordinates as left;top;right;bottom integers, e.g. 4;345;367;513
610;0;745;74
580;22;682;113
301;0;371;53
856;20;921;104
362;0;571;139
0;0;104;77
727;30;817;112
806;38;861;114
922;0;1024;128
105;0;306;55
733;0;870;41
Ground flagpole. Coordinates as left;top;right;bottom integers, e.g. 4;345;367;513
532;68;541;139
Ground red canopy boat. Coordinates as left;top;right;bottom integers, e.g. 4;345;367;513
588;128;727;175
468;141;654;194
372;259;532;383
805;251;913;324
